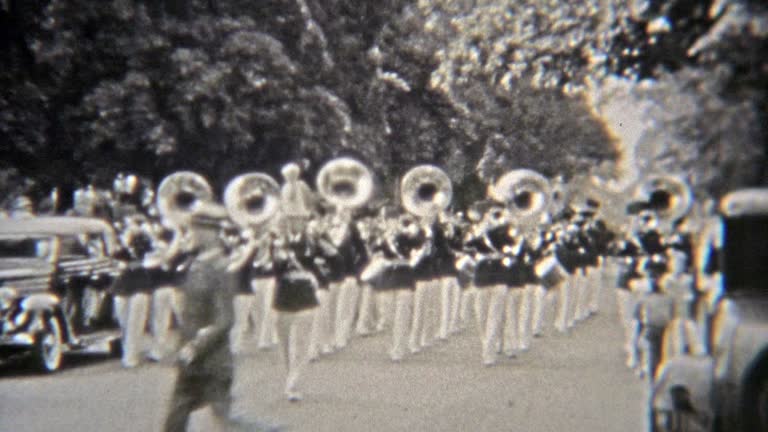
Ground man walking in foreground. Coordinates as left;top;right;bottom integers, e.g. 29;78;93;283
162;199;274;432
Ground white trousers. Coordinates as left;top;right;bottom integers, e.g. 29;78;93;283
530;285;548;337
308;289;334;359
439;276;461;339
276;309;314;399
615;289;634;353
409;279;439;351
390;289;414;361
554;278;571;333
661;317;705;366
150;286;184;360
230;288;256;355
475;284;508;365
502;288;521;356
254;277;278;349
355;283;375;335
573;269;589;323
517;285;534;350
114;292;150;368
458;287;477;331
374;290;395;332
334;277;359;349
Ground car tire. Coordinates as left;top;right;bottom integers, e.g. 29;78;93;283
34;313;64;372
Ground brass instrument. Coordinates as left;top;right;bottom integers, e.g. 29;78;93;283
400;165;452;218
316;157;374;211
635;175;693;223
223;172;281;229
156;171;218;229
489;169;550;225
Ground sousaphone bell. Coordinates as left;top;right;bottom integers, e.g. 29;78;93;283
634;175;693;224
316;157;374;211
156;171;219;228
400;165;452;218
489;169;551;225
224;172;281;228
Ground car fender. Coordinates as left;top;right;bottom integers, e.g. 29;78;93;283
19;293;61;312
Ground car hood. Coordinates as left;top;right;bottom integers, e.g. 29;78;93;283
727;292;768;324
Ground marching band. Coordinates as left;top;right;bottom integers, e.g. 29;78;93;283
10;158;717;410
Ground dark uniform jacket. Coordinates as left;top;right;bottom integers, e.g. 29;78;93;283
271;232;322;312
178;249;237;376
371;230;426;290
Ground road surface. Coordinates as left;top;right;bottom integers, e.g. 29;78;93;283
0;288;648;432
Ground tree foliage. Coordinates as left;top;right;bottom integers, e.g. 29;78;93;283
0;0;765;207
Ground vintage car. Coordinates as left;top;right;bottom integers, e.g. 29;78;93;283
0;216;123;372
651;188;768;431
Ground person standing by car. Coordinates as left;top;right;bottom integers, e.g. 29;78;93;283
112;215;156;368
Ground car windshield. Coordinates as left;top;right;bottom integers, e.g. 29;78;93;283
723;215;768;294
0;238;52;259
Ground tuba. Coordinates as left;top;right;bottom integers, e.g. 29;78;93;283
316;157;374;211
489;169;550;224
223;172;281;229
156;171;216;229
635;175;693;223
400;165;452;218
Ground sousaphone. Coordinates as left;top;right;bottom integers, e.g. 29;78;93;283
224;172;281;228
635;175;693;224
489;169;551;226
401;165;452;218
156;171;216;229
316;157;374;211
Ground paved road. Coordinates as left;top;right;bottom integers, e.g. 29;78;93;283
0;289;648;432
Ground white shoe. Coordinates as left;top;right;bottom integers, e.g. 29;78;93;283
482;353;497;366
408;341;421;354
286;391;303;402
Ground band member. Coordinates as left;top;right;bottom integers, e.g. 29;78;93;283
329;209;367;349
111;173;143;225
610;225;644;365
360;209;397;334
111;214;155;368
552;211;581;333
145;225;192;362
364;212;429;361
279;162;317;230
572;209;599;324
634;253;675;380
529;220;558;338
409;213;439;353
308;213;346;360
514;225;545;352
227;224;274;355
584;209;614;317
270;221;323;401
501;225;529;358
659;249;704;367
442;210;468;337
466;205;514;365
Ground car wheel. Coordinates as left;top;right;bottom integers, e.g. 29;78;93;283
35;313;64;372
